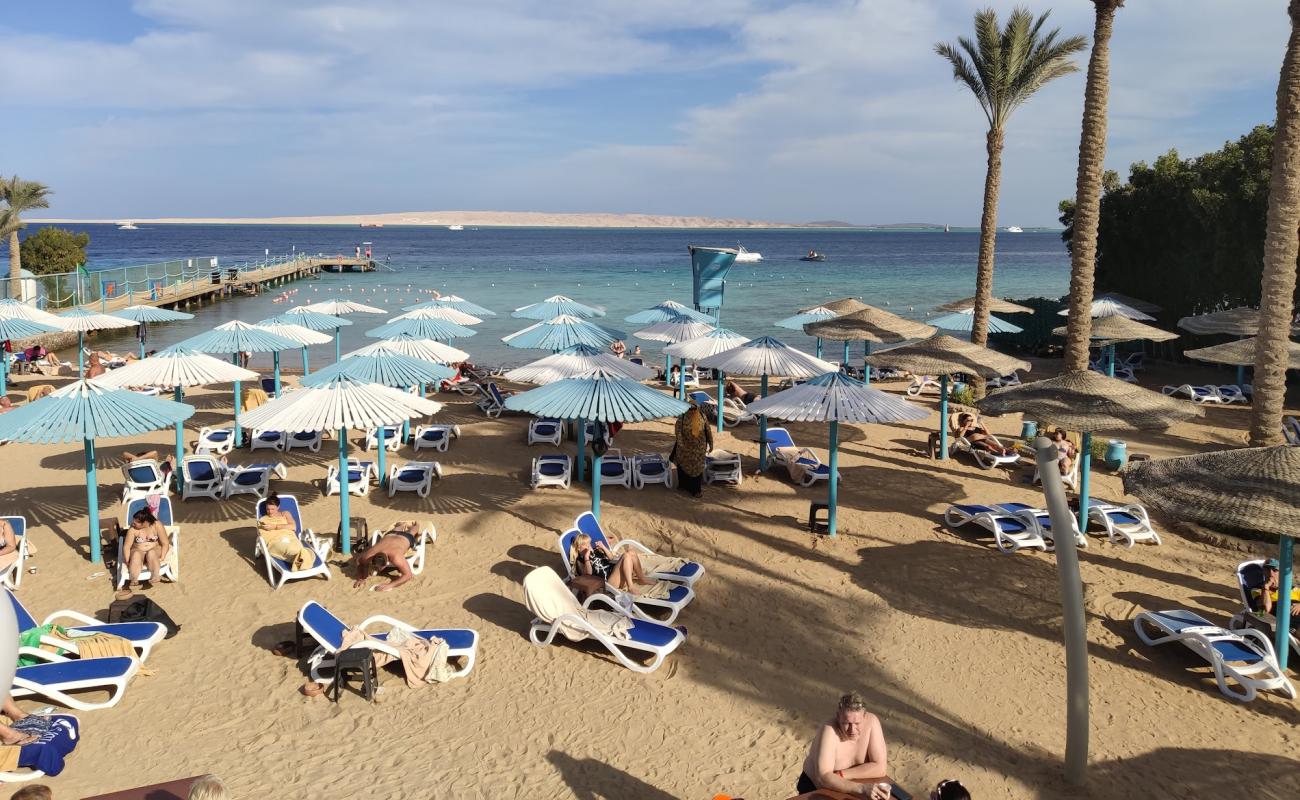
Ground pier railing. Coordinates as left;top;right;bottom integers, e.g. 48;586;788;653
1;253;311;311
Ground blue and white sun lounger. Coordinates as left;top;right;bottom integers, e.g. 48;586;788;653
765;427;832;486
1009;504;1087;550
1134;609;1296;702
570;511;704;587
296;601;479;685
181;455;227;501
0;515;32;589
249;430;287;452
120;459;169;503
943;502;1047;554
414;424;460;452
1086;500;1162;547
387;461;441;498
325;459;375;497
527;418;563;447
115;497;179;588
195;426;235;455
11;656;139;710
285;430;324;453
531;454;571;489
6;588;165;662
254;495;330;588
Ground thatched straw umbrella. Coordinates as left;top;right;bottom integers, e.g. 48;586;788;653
936;296;1034;314
1178;307;1299;387
1185;337;1300;369
865;335;1030;458
804;306;937;383
803;297;870;315
1095;292;1162;315
1049;316;1178;377
978;370;1203;528
1122;446;1299;668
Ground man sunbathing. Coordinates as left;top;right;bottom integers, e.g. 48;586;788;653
352;521;422;592
797;692;889;797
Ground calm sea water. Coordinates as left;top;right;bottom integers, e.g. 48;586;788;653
35;224;1070;369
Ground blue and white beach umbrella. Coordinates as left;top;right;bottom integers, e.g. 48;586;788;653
663;327;748;432
512;295;606;320
0;380;193;563
624;300;715;325
176;321;300;444
57;309;139;377
239;375;442;555
389;306;483;326
503;343;656;384
403;294;497;316
0;317;59;396
112;305;195;358
367;317;478;342
503;314;626;352
267;309;353;367
346;335;470;365
747;372;928;536
254;322;333;392
776;305;837;359
504;368;689;518
634;315;717;398
300;299;386;316
929;309;1024;335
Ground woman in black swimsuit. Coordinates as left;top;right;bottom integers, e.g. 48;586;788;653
571;533;655;593
353;520;422;592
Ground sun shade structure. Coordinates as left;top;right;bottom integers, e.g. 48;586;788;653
0;298;62;326
403;294;497;316
1051;316;1177;378
367;317;478;342
57;308;140;378
1185;337;1300;369
1123;445;1300;667
512;294;606;320
240;375;442;555
112;305;195;358
930;309;1023;334
803;306;936;343
503;344;656;384
777;306;838;359
865;334;1031;459
254;323;333;393
663;327;750;431
1056;297;1155;321
0;317;59;396
1177;306;1275;337
502;315;625;352
346;335;469;365
804;297;870;315
634;316;718;399
936;296;1034;314
389;306;484;326
978;370;1202;530
1096;292;1162;315
267;308;354;367
300;299;385;316
504;368;690;519
747;371;928;536
0;380;194;563
624;300;715;325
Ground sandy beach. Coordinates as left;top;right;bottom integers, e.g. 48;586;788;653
2;356;1298;799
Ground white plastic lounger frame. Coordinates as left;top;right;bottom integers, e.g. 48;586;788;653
223;463;285;500
527;418;563;447
120;459;169;503
368;525;435;575
115;497;180;588
632;453;673;489
11;657;140;710
254;495;330;588
249;429;287;452
568;512;705;587
1087;501;1162;547
1010;504;1087;550
948;414;1021;470
556;526;696;623
1229;560;1300;659
296;601;479;685
6;589;166;662
704;452;743;486
364;426;403;452
531;454;571;489
387;461;442;498
1161;384;1225;404
181;455;227;501
765;427;831;487
905;375;942;397
285;430;324;452
943;502;1048;554
1033;455;1080;492
475;382;506;417
0;515;33;589
597;448;632;489
195;426;236;455
413;424;460;452
325;459;375;497
1284;416;1300;446
529;591;686;674
1215;385;1250;405
1134;609;1296;702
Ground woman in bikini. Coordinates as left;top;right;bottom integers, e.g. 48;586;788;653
123;508;170;589
0;518;22;578
571;533;655;593
955;413;1013;456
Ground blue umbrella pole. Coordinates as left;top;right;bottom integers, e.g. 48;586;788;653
716;371;725;434
938;374;950;460
138;326;146;359
1;350;7;398
591;454;603;520
841;340;849;367
678;357;687;401
1277;536;1294;670
273;352;282;397
815;338;823;360
376;426;387;488
1236;364;1246;388
78;332;85;378
1106;345;1115;378
576;416;586;483
174;386;185;493
664;354;672;386
334;330;342;364
84;437;101;564
863;342;872;384
338;427;351;556
1078;432;1093;532
302;347;310;377
233;379;242;446
827;420;839;537
758;374;769;471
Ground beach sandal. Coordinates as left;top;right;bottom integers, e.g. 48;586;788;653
300;681;323;698
272;641;297;657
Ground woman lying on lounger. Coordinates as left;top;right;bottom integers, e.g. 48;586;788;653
257;493;317;573
571;533;654;593
124;507;170;590
0;519;21;576
955;413;1013;457
1048;428;1076;476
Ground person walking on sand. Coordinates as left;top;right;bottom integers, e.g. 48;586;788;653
796;692;889;796
671;404;713;498
610;339;626;358
352;521;422;592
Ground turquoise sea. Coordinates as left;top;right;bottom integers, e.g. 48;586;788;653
35;224;1071;369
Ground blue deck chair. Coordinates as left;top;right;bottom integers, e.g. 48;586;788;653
254;495;330;588
180;455;226;501
296;601;479;685
286;430;324;453
571;511;704;587
414;424;459;452
1007;504;1087;550
764;427;832;486
527;418;562;447
0;515;31;588
7;589;165;662
120;459;168;504
1085;499;1162;547
943;502;1047;554
195;426;235;455
558;527;697;624
115;497;179;588
11;656;140;710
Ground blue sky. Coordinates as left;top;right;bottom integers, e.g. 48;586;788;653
2;1;1289;225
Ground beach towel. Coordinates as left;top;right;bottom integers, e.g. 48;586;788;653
386;626;453;686
638;553;688;577
635;580;677;600
63;631;137;661
14;714;80;777
524;566;632;642
243;387;269;410
258;529;315;572
26;384;53;403
162;529;180;578
775;446;809;482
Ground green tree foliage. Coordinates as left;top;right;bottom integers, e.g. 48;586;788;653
19;226;89;275
1059;125;1292;324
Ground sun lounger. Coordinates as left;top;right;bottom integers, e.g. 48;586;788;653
1213;385;1249;404
296;601;479;685
1161;384;1226;404
259;377;278;398
364;425;403;452
6;588;165;662
1009;504;1087;550
11;656;140;710
181;455;227;501
557;520;696;623
115;497;179;588
1229;560;1300;659
597;448;632;489
571;511;704;587
1134;608;1296;702
582;421;612;448
1284;416;1300;445
690;391;753;427
254;495;330;588
943;502;1048;554
632;453;673;489
120;459;169;504
249;429;287;452
475;382;511;417
1086;499;1161;546
440;375;480;395
765;427;832;486
947;414;1021;470
387;461;442;498
528;417;563;446
905;375;942;397
413;423;459;452
986;372;1023;389
0;515;33;589
704;450;743;486
224;462;285;500
368;525;435;575
531;454;571;489
195;426;236;455
524;566;685;674
1120;352;1145;371
1032;453;1080;492
283;430;324;452
325;459;375;497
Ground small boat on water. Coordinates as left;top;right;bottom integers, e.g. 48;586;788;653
734;244;762;263
447;224;464;231
1006;226;1024;233
360;222;384;228
799;250;827;262
117;221;139;230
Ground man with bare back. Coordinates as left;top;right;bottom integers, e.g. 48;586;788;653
796;692;889;797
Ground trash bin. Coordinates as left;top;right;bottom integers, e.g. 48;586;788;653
1020;420;1039;440
1104;439;1128;470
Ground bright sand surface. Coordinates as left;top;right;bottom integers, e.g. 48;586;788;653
3;359;1298;799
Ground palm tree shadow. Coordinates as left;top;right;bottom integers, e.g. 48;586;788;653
1042;747;1300;799
546;750;677;800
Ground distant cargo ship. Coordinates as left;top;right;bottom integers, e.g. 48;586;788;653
360;222;384;228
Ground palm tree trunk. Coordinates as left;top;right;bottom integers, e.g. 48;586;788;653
1063;1;1124;372
971;127;1004;349
7;231;21;301
1249;0;1300;447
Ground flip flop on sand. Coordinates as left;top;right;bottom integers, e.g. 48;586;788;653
300;681;323;698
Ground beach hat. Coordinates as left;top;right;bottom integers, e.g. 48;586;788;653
1265;558;1280;570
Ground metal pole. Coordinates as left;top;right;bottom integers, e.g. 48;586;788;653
827;420;839;537
863;342;872;384
575;416;586;483
1078;432;1093;531
302;346;310;377
273;352;281;397
1106;345;1115;378
841;340;849;368
1277;536;1294;670
716;371;725;434
1236;363;1246;389
174;386;185;493
231;352;243;447
85;438;101;564
78;332;85;378
815;337;823;360
1;352;7;398
678;357;687;401
1033;436;1089;786
758;374;769;471
591;454;603;520
335;330;342;363
338;427;351;556
376;425;387;489
138;326;146;359
664;354;672;386
938;374;950;460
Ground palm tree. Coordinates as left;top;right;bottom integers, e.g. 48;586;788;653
936;8;1086;353
1061;1;1125;372
1249;0;1300;447
1;176;53;302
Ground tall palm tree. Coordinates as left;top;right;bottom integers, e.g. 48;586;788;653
1249;0;1300;447
1061;1;1125;372
1;176;53;302
936;8;1086;353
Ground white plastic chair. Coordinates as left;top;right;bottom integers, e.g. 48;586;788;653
632;453;673;489
120;459;169;503
364;426;403;452
249;429;287;452
1134;609;1296;702
325;459;374;497
531;454;571;489
181;455;227;501
528;418;563;446
387;461;442;498
413;424;459;453
195;426;236;455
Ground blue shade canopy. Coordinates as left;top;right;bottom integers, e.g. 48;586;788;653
112;305;194;323
1057;297;1155;321
0;299;63;326
697;336;838;378
300;349;457;388
746;371;929;423
299;300;385;315
929;309;1024;334
663;327;749;361
504;368;689;422
0;380;194;444
775;306;837;330
403;295;497;316
503;343;656;384
389;306;483;325
0;317;59;341
254;323;333;346
346;335;470;364
238;374;442;432
176;320;301;353
366;317;477;341
512;294;606;320
688;246;736;313
57;308;139;334
262;310;352;332
502;314;626;351
632;316;716;344
624;300;715;324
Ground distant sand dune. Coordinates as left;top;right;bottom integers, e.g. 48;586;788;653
32;210;799;228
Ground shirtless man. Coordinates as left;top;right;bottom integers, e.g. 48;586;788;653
352;521;421;592
797;692;889;797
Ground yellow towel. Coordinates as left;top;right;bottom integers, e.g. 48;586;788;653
635;580;677;601
243;387;269;410
638;553;687;576
0;745;19;772
26;385;54;403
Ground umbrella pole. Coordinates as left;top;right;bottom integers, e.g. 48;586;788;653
827;421;839;537
174;386;185;494
302;346;310;377
1106;345;1115;378
591;454;602;520
678;358;687;401
758;375;769;471
841;340;849;368
863;342;871;384
716;371;725;434
78;332;85;378
273;352;281;397
938;375;949;460
138;326;146;359
815;338;823;360
1078;432;1092;532
231;353;242;446
84;437;101;564
575;416;586;483
664;354;671;387
335;330;342;364
1236;364;1245;388
1277;536;1294;670
338;427;351;556
1;348;7;398
377;426;387;489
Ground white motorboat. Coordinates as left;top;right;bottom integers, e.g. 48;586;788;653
447;224;464;231
117;221;139;230
1006;226;1024;233
733;244;762;263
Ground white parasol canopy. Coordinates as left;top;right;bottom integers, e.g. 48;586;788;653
503;344;656;384
300;299;386;315
633;317;716;344
697;335;837;378
389;306;484;326
746;371;929;424
1057;297;1155;321
91;347;259;388
663;328;749;361
346;336;470;364
239;374;442;433
254;323;333;347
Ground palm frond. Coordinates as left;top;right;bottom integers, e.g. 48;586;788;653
0;177;52;215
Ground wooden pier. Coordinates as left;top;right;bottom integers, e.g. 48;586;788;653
80;256;324;315
311;256;376;273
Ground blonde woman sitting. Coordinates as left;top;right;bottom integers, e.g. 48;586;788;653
571;532;654;593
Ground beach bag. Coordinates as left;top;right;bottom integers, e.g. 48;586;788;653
109;595;181;639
